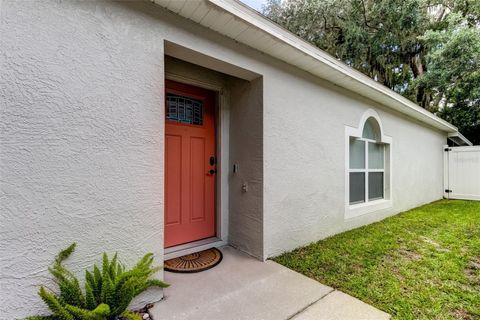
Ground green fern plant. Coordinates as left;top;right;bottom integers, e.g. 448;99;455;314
27;243;169;320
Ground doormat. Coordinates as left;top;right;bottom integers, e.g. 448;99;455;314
165;247;223;273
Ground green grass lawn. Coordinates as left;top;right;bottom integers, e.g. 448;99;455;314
274;200;480;320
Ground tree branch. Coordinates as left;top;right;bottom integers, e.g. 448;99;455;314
360;0;380;31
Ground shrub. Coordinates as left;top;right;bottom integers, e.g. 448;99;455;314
27;243;169;320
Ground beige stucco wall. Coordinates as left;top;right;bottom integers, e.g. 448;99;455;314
1;1;446;318
263;67;445;256
1;2;168;318
228;77;264;259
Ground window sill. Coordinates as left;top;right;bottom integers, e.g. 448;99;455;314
345;199;392;220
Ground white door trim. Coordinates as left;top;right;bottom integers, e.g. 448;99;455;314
164;71;230;254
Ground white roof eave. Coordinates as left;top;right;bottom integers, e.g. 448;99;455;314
448;132;473;146
154;0;459;133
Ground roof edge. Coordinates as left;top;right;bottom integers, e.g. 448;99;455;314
154;0;459;133
448;132;473;146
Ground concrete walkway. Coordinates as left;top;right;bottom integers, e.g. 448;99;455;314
150;246;390;320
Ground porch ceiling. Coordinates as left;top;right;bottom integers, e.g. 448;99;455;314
154;0;459;134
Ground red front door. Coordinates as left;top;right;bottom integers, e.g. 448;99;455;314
164;80;216;248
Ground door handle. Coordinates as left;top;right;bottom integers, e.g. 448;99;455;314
207;169;216;175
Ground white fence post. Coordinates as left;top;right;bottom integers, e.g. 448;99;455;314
443;145;450;199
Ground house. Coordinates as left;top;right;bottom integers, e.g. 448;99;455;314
0;0;472;318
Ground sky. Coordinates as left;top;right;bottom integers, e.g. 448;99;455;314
239;0;268;12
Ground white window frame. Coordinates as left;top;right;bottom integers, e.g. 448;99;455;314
345;109;393;219
349;137;385;204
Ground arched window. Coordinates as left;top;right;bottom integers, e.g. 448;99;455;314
362;118;380;140
345;110;392;218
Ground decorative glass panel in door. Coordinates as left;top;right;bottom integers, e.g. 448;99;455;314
166;93;203;125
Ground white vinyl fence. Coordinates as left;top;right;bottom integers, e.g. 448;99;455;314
444;145;480;200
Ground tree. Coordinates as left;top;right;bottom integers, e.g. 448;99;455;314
264;0;480;144
417;12;480;145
